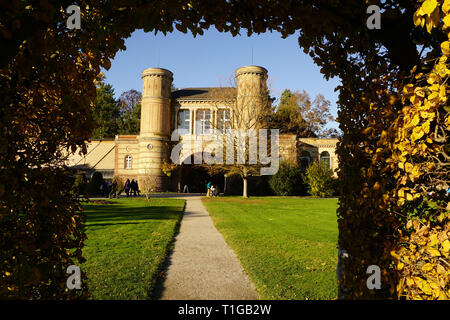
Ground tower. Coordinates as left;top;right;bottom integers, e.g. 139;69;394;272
138;67;173;190
235;65;269;129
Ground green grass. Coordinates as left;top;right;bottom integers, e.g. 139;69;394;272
203;196;338;300
82;198;185;299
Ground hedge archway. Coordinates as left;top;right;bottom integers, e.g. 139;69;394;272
1;1;448;299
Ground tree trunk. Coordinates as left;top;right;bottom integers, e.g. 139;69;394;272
242;176;248;198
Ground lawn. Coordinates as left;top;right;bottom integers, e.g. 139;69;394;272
81;198;185;299
203;196;339;300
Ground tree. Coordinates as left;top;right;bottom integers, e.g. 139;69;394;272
202;83;275;198
91;81;121;139
305;160;335;197
118;89;142;135
272;89;337;137
139;171;157;201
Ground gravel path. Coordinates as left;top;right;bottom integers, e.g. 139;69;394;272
158;196;259;300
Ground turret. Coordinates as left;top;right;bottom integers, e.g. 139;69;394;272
235;66;269;129
138;68;173;190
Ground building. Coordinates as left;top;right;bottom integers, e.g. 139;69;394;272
66;65;339;192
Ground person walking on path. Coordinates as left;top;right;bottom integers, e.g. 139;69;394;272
130;179;137;197
135;180;140;196
124;179;131;197
109;180;117;199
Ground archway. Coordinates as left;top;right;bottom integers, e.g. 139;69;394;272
2;2;447;300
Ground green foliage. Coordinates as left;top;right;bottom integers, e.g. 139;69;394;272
91;82;121;139
86;172;103;196
268;161;307;196
272;89;337;137
73;172;87;196
305;161;335;198
118;89;142;135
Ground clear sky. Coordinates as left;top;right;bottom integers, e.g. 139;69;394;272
103;28;341;129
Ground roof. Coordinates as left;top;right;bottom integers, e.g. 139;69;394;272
171;87;237;100
65;140;116;171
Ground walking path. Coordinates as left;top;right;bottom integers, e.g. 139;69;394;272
158;196;259;300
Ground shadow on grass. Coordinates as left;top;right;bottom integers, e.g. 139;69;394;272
84;204;181;224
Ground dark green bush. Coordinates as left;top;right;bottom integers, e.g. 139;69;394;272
268;161;307;196
73;172;87;196
86;172;103;196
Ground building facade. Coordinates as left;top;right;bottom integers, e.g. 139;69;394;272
66;66;339;191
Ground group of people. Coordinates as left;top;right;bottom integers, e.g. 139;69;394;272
103;178;140;198
124;178;140;197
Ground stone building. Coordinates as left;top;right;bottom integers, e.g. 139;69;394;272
66;65;339;192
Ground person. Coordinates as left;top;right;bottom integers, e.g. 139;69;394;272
131;179;137;197
124;179;131;197
135;180;140;196
183;184;189;193
206;181;212;197
109;180;117;199
210;184;216;197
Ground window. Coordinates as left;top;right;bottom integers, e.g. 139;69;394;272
217;109;231;132
320;151;331;169
299;151;311;171
125;155;132;169
196;109;212;135
177;109;190;134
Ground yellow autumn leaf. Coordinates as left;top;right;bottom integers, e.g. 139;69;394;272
442;239;450;252
406;277;415;287
404;162;414;172
397;261;404;270
406;193;413;201
421;263;433;272
412;127;425;141
411;114;420;126
422;0;438;15
443;14;450;27
414;11;425;27
444;0;450;14
441;41;450;56
422;121;431;134
429;233;438;247
426;247;441;257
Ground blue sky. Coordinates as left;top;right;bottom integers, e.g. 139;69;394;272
103;28;341;129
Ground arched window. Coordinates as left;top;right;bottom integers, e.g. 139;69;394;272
320;151;331;169
299;151;311;171
125;155;132;169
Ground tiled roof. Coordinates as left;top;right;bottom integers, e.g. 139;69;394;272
171;87;237;100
